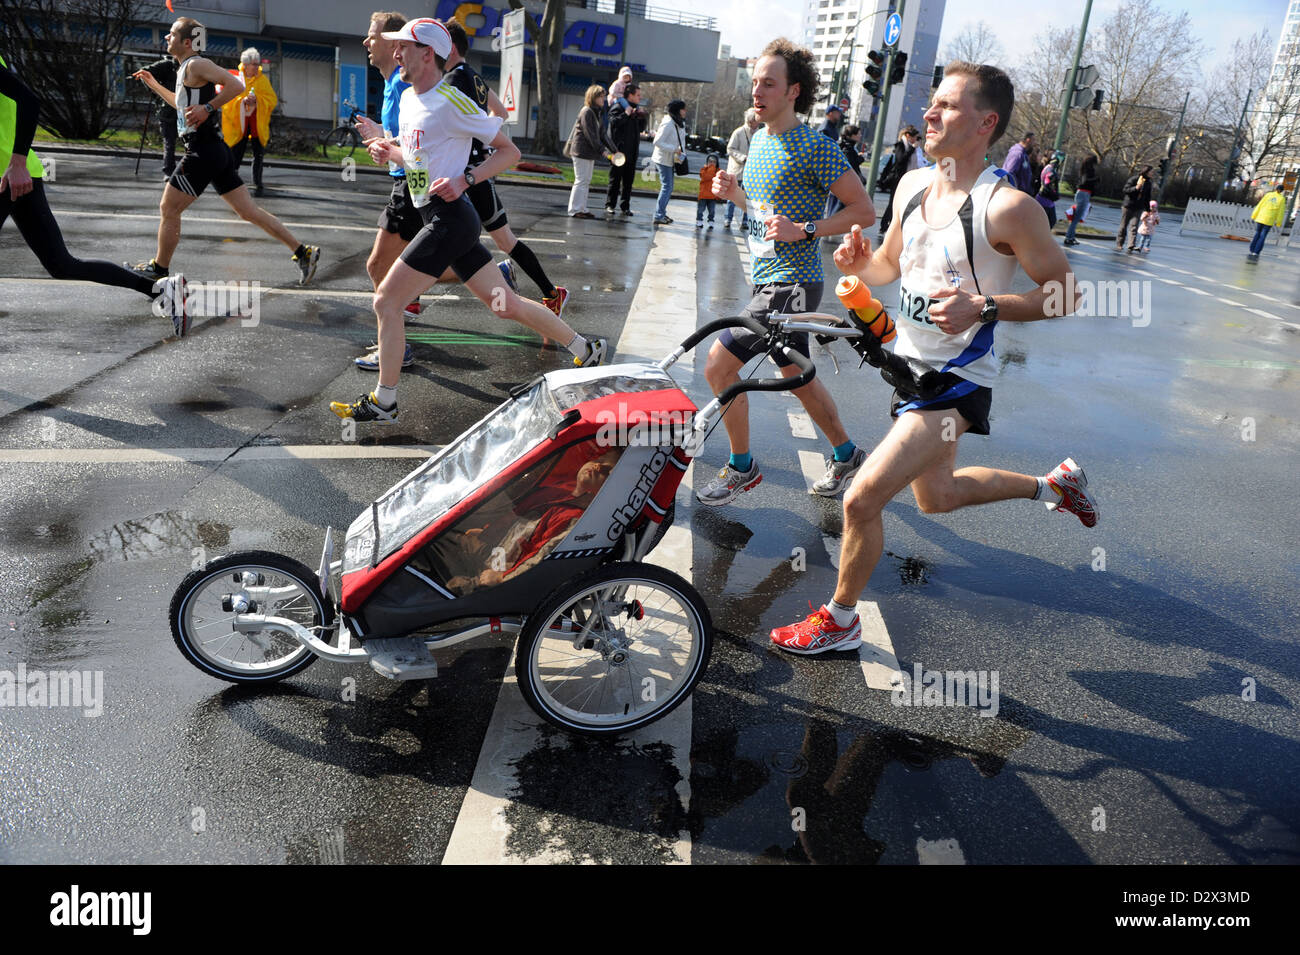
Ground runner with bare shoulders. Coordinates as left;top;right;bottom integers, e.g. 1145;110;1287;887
130;17;320;285
770;61;1100;655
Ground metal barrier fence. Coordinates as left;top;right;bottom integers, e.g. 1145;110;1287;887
1179;198;1281;245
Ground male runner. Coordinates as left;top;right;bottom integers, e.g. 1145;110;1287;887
438;20;568;318
770;61;1099;655
1;56;189;337
329;19;605;423
130;17;320;285
700;37;876;506
351;10;422;372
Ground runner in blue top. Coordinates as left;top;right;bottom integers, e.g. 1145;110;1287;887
351;11;422;370
699;37;876;508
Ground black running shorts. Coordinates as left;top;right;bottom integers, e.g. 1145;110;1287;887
169;134;242;197
719;281;824;369
465;178;507;231
890;380;993;436
399;194;493;281
378;176;422;241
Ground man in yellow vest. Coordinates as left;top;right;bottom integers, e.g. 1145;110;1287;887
223;48;277;196
1247;182;1287;259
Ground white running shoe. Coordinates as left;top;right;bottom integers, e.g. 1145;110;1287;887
152;273;190;338
1044;457;1099;527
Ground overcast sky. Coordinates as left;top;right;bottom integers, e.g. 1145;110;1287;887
717;0;1292;72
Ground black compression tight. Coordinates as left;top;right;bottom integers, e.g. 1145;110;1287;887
1;180;157;296
507;239;556;299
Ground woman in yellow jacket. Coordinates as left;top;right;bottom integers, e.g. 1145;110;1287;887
1247;183;1288;258
222;48;277;195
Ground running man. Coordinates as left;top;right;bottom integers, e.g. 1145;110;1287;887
130;17;320;285
330;18;605;423
438;19;568;318
1;55;189;337
700;37;876;507
350;9;423;372
770;61;1099;655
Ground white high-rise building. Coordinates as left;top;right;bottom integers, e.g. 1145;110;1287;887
801;0;945;146
1252;0;1300;176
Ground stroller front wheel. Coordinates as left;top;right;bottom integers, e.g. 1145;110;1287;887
517;562;712;736
170;551;334;684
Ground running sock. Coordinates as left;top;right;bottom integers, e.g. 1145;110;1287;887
833;440;857;463
1031;476;1063;501
729;452;753;473
827;599;858;627
508;241;555;299
374;383;398;409
292;244;307;260
565;332;589;357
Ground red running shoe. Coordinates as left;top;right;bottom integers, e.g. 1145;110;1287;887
770;606;862;655
1044;457;1099;527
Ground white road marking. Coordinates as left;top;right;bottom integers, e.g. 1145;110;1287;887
0;278;461;303
1185;287;1212;296
1247;307;1281;321
798;448;826;495
917;836;967;865
0;444;438;464
787;410;816;439
443;220;700;865
1216;298;1243;308
821;535;903;692
53;209;380;233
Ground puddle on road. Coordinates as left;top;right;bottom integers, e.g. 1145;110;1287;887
886;551;932;586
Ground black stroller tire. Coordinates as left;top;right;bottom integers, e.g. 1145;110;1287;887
170;551;333;684
516;562;712;737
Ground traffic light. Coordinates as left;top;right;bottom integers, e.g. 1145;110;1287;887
1165;136;1176;158
1091;89;1104;111
932;65;944;89
864;50;884;98
890;51;908;85
1158;158;1170;182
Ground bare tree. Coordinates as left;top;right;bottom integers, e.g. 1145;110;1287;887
508;0;565;156
942;20;1005;67
0;0;146;139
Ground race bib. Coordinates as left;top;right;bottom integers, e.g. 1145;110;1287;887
747;202;775;259
406;152;430;208
899;284;940;328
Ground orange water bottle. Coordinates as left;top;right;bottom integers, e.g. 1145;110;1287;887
835;275;895;343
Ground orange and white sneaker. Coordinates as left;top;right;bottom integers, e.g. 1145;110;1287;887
1044;457;1099;527
770;606;862;655
543;286;569;319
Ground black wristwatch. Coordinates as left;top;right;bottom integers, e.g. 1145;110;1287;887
979;295;999;323
803;220;817;238
464;169;477;187
203;103;214;114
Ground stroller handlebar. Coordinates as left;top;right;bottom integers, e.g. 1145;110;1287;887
662;315;819;446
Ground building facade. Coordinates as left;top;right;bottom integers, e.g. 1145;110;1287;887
800;0;944;146
112;0;719;142
1252;0;1300;178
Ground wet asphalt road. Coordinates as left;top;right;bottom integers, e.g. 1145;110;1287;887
1;154;1297;864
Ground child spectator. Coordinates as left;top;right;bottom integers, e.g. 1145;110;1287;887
608;66;633;111
696;154;719;229
1136;200;1160;253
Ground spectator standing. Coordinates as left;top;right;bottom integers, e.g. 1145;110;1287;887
1001;130;1035;194
696;154;719;228
818;105;842;140
1117;165;1153;251
565;84;616;219
141;53;179;179
1247;182;1287;259
1036;154;1060;228
651;98;687;224
1135;200;1160;253
222;48;277;196
825;124;864;219
876;124;919;236
724;107;759;229
1063;152;1098;246
603;83;646;216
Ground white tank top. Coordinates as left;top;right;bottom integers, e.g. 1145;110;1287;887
892;165;1020;388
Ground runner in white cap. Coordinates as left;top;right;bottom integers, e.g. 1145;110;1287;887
331;18;606;423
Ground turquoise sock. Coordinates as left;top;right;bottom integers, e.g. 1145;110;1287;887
729;452;753;473
833;440;856;463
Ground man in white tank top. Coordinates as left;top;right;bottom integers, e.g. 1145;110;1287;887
771;61;1100;655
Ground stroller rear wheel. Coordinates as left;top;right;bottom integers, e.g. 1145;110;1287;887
170;551;333;684
517;562;712;736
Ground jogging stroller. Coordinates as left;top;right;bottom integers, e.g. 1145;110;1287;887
169;314;859;735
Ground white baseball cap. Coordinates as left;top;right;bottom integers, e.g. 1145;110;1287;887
381;17;452;58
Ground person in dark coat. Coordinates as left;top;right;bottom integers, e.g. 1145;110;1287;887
876;124;919;236
1063;152;1099;245
141;53;178;179
1117;165;1154;251
603;83;647;216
